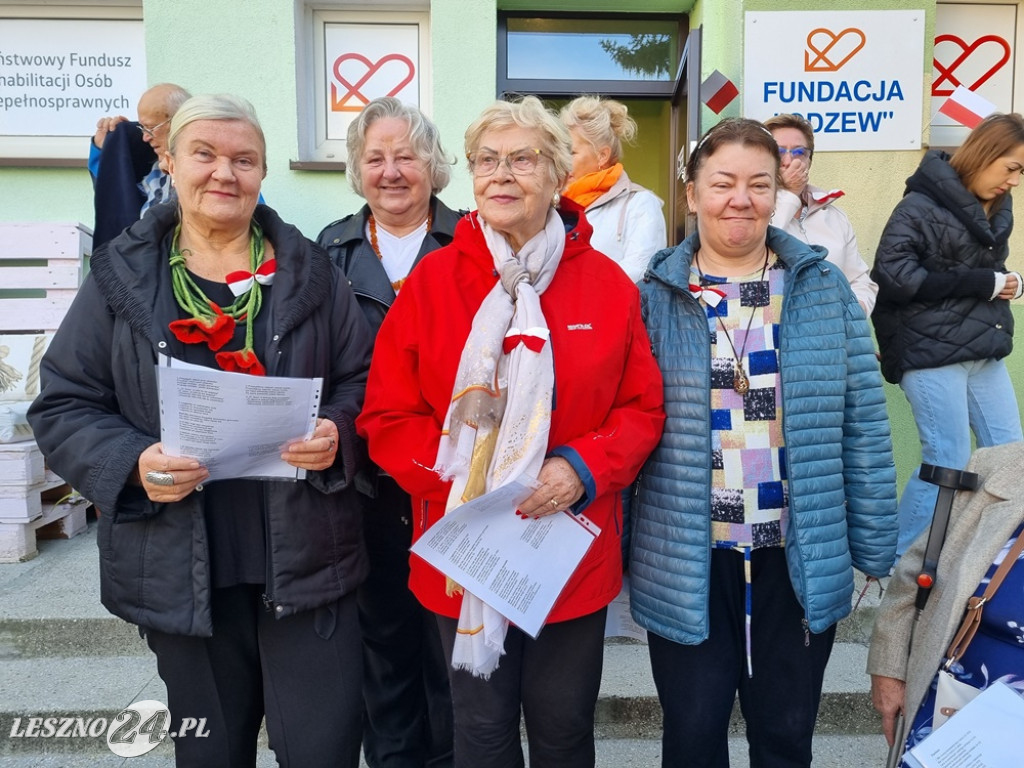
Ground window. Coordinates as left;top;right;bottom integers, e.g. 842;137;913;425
499;13;684;98
296;8;430;167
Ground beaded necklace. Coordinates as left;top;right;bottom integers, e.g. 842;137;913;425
168;220;270;375
368;211;432;293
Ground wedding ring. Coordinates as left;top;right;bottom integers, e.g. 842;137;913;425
548;498;559;509
328;437;336;451
145;471;175;486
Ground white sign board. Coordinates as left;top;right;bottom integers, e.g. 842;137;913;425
744;11;925;151
323;22;420;143
931;3;1018;147
0;18;146;145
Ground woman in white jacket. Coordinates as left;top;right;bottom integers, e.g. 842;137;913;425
765;113;878;315
561;96;666;281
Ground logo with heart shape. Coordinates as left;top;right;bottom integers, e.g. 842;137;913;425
932;35;1011;97
331;53;416;112
805;28;866;72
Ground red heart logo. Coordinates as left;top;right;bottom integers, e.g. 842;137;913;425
331;53;416;112
805;28;866;72
932;35;1011;96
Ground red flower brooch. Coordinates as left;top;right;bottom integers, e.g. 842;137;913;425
168;222;274;375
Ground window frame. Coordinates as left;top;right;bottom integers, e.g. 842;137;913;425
296;7;431;168
497;11;687;99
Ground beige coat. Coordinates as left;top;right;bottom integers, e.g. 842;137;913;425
867;441;1024;756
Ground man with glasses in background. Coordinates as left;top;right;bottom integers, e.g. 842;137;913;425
765;113;878;316
88;82;191;248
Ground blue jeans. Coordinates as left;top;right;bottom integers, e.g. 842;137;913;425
897;359;1022;556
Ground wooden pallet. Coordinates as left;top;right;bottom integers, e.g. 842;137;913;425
0;221;90;334
0;496;89;563
0;222;92;562
0;440;88;562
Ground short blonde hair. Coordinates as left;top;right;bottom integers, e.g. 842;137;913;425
559;95;636;165
763;113;815;158
168;93;266;172
465;96;572;190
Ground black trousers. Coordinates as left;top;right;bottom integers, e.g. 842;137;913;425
647;548;836;768
146;584;363;768
358;477;454;768
436;608;607;768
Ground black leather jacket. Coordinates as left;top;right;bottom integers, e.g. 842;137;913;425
316;198;462;336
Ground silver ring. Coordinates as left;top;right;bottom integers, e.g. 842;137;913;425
548;498;559;509
145;471;174;486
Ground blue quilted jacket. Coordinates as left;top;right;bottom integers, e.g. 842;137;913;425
631;226;897;642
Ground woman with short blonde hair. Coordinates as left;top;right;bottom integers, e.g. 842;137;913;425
560;95;666;281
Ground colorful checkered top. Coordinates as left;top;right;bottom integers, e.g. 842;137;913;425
691;256;789;551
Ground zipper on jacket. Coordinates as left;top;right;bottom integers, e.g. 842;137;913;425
801;617;810;647
351;286;394;311
261;485;277;613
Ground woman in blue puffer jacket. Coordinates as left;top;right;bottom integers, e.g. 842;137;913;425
631;118;898;768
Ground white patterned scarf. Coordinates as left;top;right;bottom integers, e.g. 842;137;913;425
433;208;564;678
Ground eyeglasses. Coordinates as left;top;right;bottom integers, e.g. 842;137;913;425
468;148;546;177
137;119;170;138
778;146;809;158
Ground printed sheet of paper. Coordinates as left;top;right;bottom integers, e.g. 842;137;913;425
604;574;648;642
156;356;322;482
410;479;601;638
903;680;1024;768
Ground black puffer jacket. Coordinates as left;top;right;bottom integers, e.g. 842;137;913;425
871;150;1014;383
28;203;373;636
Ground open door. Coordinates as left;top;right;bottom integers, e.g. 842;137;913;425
670;26;702;243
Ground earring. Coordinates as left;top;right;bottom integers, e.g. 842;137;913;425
552;192;561;207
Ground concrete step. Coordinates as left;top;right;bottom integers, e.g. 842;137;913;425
0;524;891;759
0;735;891;767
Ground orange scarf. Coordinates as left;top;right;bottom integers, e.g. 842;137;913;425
563;163;623;209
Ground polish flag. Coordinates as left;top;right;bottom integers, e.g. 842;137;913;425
938;85;997;129
701;70;739;114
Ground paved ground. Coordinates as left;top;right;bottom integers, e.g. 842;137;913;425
0;523;893;766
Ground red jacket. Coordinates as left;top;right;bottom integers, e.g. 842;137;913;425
356;204;665;623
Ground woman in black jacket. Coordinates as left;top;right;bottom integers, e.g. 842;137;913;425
871;113;1024;557
29;94;373;768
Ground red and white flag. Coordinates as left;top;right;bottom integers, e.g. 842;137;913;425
700;70;739;114
938;85;997;129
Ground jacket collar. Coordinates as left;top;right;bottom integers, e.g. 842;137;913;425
333;197;463;250
802;183;845;216
645;225;824;292
455;197;594;265
91;202;331;341
905;150;1014;247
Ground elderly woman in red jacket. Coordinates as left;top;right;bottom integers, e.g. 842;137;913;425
356;96;665;768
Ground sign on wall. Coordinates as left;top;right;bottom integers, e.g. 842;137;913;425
0;19;145;143
744;11;925;151
323;22;420;143
931;3;1018;147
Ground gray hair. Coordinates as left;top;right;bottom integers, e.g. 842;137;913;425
465;96;573;190
168;93;266;171
154;83;191;116
560;95;637;165
346;97;453;196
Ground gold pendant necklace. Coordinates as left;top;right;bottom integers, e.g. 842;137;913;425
695;246;771;396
